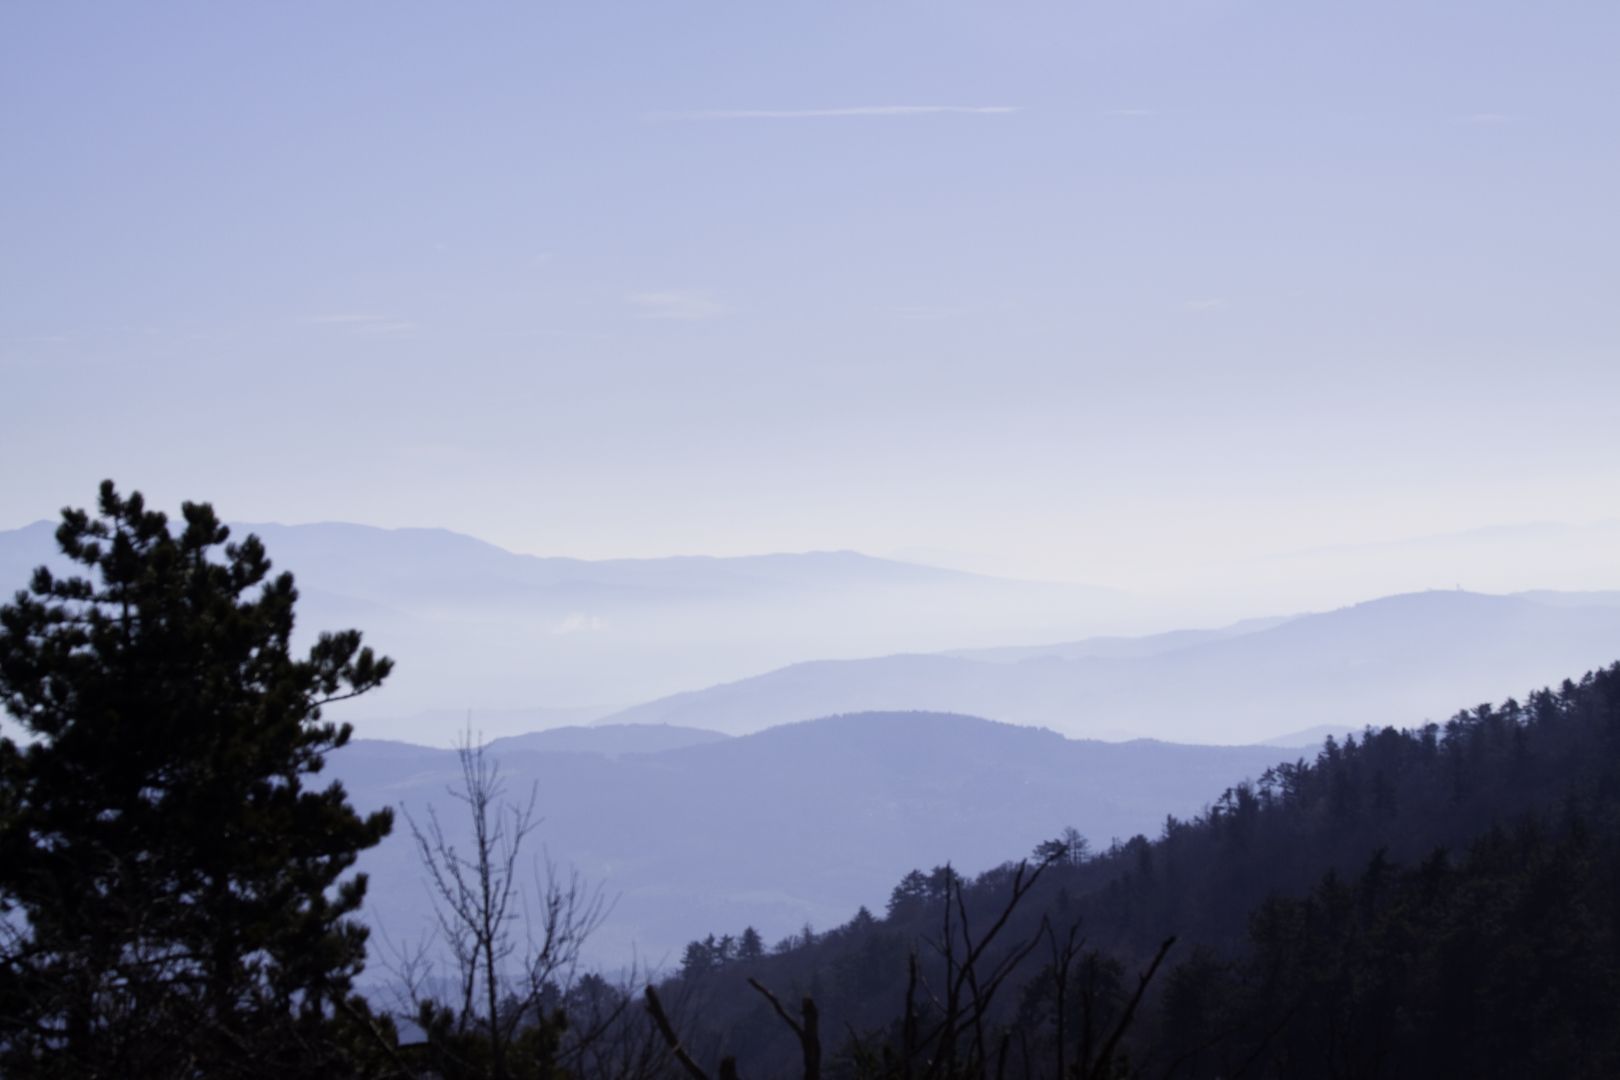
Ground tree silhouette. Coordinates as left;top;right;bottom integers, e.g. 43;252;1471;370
397;733;609;1080
0;481;394;1077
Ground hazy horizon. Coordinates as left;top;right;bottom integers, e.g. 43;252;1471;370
5;509;1620;614
5;1;1618;604
6;7;1620;1065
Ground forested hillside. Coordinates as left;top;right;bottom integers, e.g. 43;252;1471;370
647;664;1620;1079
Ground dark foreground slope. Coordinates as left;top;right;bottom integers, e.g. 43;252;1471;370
658;664;1620;1079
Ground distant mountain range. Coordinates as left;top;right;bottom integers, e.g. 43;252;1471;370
0;520;1134;741
13;514;1620;989
942;614;1298;663
486;723;727;757
329;713;1290;969
9;519;1620;749
1240;519;1620;610
601;591;1620;744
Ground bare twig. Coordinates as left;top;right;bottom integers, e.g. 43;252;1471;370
1086;936;1176;1080
747;978;820;1080
644;984;711;1080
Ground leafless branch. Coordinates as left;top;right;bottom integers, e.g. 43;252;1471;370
644;983;712;1080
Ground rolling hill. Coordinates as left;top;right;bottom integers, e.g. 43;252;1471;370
600;591;1620;743
329;712;1289;969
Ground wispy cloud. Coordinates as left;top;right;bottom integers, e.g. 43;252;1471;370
660;105;1019;121
1184;298;1227;313
307;313;385;325
893;305;966;322
305;313;418;337
551;612;607;636
628;291;728;322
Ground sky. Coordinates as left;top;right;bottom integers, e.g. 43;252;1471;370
4;1;1619;597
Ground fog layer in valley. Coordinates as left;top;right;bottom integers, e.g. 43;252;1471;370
8;515;1620;980
7;518;1619;745
1;521;1134;740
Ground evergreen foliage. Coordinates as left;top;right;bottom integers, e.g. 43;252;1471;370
0;482;395;1077
659;663;1620;1078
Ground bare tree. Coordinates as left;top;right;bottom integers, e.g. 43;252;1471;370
557;970;674;1080
912;858;1052;1078
398;731;610;1078
748;977;821;1080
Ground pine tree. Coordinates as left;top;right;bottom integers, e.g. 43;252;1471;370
0;482;395;1077
886;869;929;918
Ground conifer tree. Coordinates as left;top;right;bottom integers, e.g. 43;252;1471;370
0;482;395;1077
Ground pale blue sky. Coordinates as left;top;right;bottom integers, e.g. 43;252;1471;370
3;2;1618;594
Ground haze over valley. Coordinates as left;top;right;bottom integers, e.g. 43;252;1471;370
5;2;1620;1073
7;520;1620;747
604;590;1620;744
332;713;1291;968
7;511;1620;975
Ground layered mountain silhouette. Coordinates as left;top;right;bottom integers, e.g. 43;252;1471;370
10;521;1620;749
0;521;1131;740
602;591;1620;743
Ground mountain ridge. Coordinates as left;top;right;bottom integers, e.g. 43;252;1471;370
0;520;1135;740
599;590;1620;743
330;709;1293;967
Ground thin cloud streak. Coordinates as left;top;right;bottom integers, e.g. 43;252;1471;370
628;291;728;322
662;105;1019;120
305;314;390;325
304;313;418;337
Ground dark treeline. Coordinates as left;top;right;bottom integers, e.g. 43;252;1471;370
3;483;1619;1078
661;668;1620;1079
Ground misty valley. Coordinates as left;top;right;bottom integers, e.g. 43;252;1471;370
6;3;1617;1075
4;501;1620;1078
